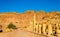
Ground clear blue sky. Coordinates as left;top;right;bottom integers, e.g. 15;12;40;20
0;0;60;13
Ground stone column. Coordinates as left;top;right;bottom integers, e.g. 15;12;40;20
56;24;58;34
35;23;39;33
56;24;60;37
48;24;52;36
39;24;42;34
42;24;46;35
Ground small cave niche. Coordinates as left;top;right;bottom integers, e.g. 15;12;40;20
16;22;18;23
0;25;3;32
24;26;27;28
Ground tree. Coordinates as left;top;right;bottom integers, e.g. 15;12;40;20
7;22;16;29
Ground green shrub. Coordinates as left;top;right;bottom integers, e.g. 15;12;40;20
7;22;16;29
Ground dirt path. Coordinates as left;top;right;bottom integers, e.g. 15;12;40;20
0;29;45;37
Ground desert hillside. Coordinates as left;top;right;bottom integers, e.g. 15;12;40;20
0;10;60;36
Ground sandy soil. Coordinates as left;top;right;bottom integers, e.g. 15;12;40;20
0;29;45;37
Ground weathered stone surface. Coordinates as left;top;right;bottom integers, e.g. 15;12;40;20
0;11;60;36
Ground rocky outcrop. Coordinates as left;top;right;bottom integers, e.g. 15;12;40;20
0;11;60;33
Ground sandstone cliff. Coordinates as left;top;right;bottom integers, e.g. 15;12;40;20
0;11;60;32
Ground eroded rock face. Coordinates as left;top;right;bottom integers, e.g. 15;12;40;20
0;11;60;33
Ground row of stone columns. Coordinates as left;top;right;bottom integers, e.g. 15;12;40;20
33;13;60;36
33;23;60;36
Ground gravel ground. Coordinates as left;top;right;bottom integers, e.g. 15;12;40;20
0;29;45;37
0;29;59;37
